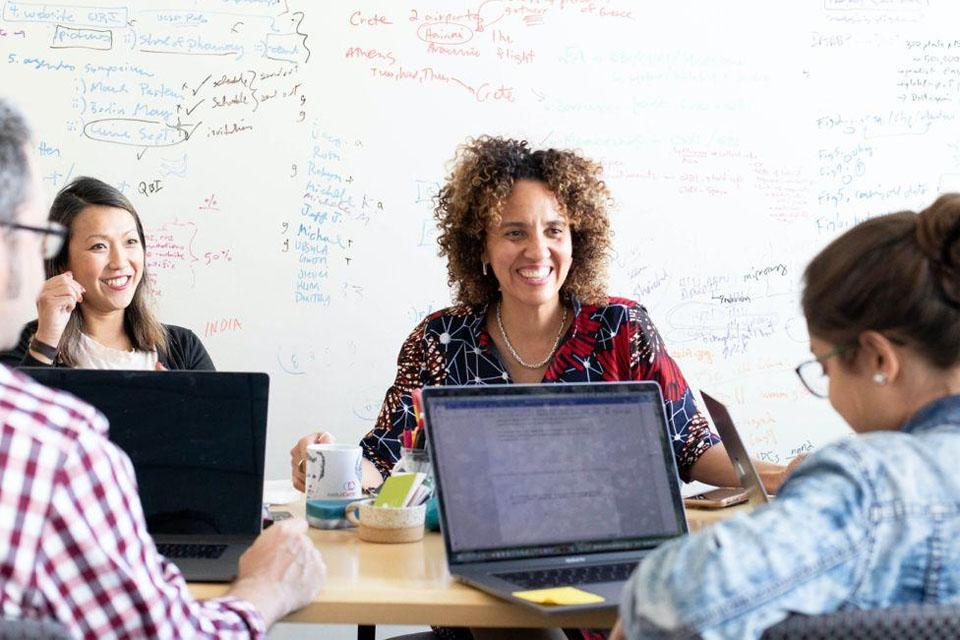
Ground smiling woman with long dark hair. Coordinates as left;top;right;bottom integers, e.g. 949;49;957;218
1;176;212;370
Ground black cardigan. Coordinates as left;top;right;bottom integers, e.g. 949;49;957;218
0;320;215;370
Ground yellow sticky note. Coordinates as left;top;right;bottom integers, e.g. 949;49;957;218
512;586;605;606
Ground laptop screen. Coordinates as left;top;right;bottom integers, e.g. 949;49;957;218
700;391;769;505
23;369;268;537
424;382;687;565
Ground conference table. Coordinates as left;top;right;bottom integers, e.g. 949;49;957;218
189;500;745;635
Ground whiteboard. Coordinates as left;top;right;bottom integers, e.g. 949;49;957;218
3;0;949;480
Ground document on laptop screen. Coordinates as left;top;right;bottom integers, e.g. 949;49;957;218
431;393;683;554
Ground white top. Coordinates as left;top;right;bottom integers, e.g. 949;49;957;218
73;332;159;370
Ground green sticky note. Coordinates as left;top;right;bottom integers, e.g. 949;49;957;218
374;473;418;508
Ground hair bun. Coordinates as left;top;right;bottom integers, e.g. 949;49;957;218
916;193;960;308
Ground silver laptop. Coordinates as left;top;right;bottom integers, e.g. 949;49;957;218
422;381;687;615
23;368;269;582
700;391;770;507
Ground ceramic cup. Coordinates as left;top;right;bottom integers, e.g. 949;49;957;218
305;498;355;529
306;443;363;500
345;498;426;543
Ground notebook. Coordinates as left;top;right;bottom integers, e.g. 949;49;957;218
23;368;269;582
421;381;687;615
700;391;771;507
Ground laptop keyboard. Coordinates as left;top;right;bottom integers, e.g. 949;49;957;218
495;561;639;589
157;543;228;559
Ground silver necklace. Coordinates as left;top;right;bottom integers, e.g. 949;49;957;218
496;301;568;369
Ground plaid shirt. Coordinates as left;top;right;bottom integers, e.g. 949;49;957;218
0;365;265;638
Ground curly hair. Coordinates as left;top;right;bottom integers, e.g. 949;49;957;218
435;136;612;306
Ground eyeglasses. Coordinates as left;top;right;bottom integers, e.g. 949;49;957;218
0;221;67;259
794;344;852;399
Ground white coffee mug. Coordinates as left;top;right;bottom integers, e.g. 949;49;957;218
306;443;363;500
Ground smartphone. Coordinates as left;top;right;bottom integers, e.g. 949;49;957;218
683;487;750;509
264;510;293;528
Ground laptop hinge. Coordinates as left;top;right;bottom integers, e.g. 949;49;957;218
450;548;649;572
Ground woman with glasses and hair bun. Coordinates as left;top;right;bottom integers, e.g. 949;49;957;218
0;176;213;370
611;193;960;640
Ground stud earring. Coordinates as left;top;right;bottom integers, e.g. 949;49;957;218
872;372;887;385
482;262;488;276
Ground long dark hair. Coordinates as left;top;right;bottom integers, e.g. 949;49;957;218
802;194;960;368
46;176;167;365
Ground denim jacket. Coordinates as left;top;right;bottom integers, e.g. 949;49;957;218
619;394;960;640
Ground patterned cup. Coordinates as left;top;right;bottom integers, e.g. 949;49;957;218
306;444;363;500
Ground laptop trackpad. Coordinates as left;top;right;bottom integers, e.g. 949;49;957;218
576;581;625;603
169;546;245;582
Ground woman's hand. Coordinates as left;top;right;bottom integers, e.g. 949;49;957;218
692;444;809;495
34;271;85;348
290;432;335;492
759;453;808;494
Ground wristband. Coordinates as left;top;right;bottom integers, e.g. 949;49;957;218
29;336;59;361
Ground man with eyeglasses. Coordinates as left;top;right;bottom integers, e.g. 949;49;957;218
0;98;325;636
0;219;67;259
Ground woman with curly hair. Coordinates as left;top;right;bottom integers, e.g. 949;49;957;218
291;136;794;494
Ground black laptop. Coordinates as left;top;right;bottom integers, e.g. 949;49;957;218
421;381;687;614
23;368;269;582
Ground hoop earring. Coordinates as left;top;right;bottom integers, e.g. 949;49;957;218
482;262;488;276
872;372;887;385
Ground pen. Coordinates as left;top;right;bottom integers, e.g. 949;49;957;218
409;426;418;449
414;426;426;450
411;389;426;450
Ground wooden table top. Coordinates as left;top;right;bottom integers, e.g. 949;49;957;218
188;501;747;628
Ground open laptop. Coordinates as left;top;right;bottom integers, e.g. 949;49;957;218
700;391;770;507
421;381;687;615
23;368;269;582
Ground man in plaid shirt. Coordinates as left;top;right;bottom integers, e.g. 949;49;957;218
0;98;325;637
